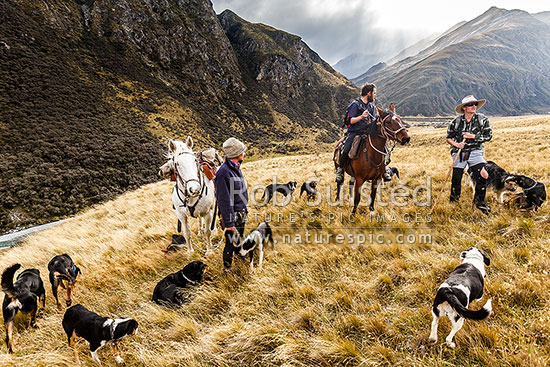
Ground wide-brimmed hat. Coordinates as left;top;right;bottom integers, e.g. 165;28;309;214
223;137;246;159
455;95;486;114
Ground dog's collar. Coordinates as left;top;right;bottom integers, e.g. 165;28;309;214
182;273;197;285
524;181;539;191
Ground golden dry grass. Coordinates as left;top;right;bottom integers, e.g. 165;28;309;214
0;117;549;366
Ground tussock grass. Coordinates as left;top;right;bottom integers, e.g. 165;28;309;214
1;118;549;366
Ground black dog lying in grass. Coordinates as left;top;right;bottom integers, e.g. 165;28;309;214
152;260;207;307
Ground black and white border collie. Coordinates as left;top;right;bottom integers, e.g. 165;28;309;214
383;167;400;182
261;181;297;204
47;254;81;310
62;304;138;364
466;161;518;203
428;247;492;348
510;175;546;211
1;264;46;353
238;222;274;270
300;181;318;200
152;260;207;307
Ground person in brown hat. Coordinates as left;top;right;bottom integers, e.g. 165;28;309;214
446;95;492;214
215;138;248;270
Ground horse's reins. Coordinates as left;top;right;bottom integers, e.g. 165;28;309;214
170;149;223;254
365;112;403;170
173;151;206;217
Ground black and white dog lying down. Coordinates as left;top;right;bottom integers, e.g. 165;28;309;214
152;260;207;307
48;254;81;309
300;180;318;200
510;175;546;211
428;247;492;349
63;304;138;364
2;264;46;353
162;234;187;255
238;222;274;270
261;181;297;204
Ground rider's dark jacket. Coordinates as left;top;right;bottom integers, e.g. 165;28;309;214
215;157;248;228
446;113;492;153
347;99;377;134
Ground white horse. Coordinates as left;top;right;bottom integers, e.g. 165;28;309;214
159;137;217;252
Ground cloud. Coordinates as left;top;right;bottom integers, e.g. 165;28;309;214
212;0;421;65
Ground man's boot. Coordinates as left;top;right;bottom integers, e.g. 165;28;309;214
450;167;463;202
471;164;490;214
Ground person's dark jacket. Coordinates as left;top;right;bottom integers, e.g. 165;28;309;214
215;157;248;228
447;113;492;153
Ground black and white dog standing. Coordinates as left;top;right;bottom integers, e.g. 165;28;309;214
238;222;274;270
47;254;81;309
62;304;138;364
428;247;492;348
383;167;400;182
2;264;46;353
152;260;207;307
300;181;318;200
466;161;518;203
261;181;297;204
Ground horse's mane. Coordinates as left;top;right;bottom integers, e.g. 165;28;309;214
366;117;379;137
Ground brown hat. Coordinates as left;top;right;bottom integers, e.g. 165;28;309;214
222;137;246;159
455;95;486;114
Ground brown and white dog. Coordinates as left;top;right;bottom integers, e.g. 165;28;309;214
48;254;81;310
428;247;492;348
1;264;46;353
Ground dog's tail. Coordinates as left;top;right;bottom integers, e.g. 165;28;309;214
446;291;492;320
1;264;21;297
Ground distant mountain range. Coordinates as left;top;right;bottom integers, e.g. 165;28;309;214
332;52;384;79
353;7;550;116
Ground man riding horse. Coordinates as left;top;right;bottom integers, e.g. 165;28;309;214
336;83;391;184
334;87;410;214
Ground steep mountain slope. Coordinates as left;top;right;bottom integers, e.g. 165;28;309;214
384;21;466;67
354;7;550;115
0;0;356;233
218;10;357;149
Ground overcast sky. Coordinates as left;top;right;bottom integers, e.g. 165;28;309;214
211;0;549;65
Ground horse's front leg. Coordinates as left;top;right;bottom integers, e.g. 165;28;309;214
369;178;380;212
352;177;365;216
178;210;193;253
203;208;214;254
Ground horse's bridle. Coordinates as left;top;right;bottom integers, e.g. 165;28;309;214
172;151;206;216
378;112;406;141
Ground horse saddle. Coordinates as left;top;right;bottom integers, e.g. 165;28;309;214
348;135;366;160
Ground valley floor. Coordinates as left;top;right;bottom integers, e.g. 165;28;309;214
0;117;549;366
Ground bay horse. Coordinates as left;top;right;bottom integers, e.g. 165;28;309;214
158;137;217;252
335;104;410;214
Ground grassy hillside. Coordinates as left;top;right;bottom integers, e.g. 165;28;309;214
0;117;549;366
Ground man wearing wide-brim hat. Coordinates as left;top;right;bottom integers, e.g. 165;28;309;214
215;137;249;270
446;95;492;214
